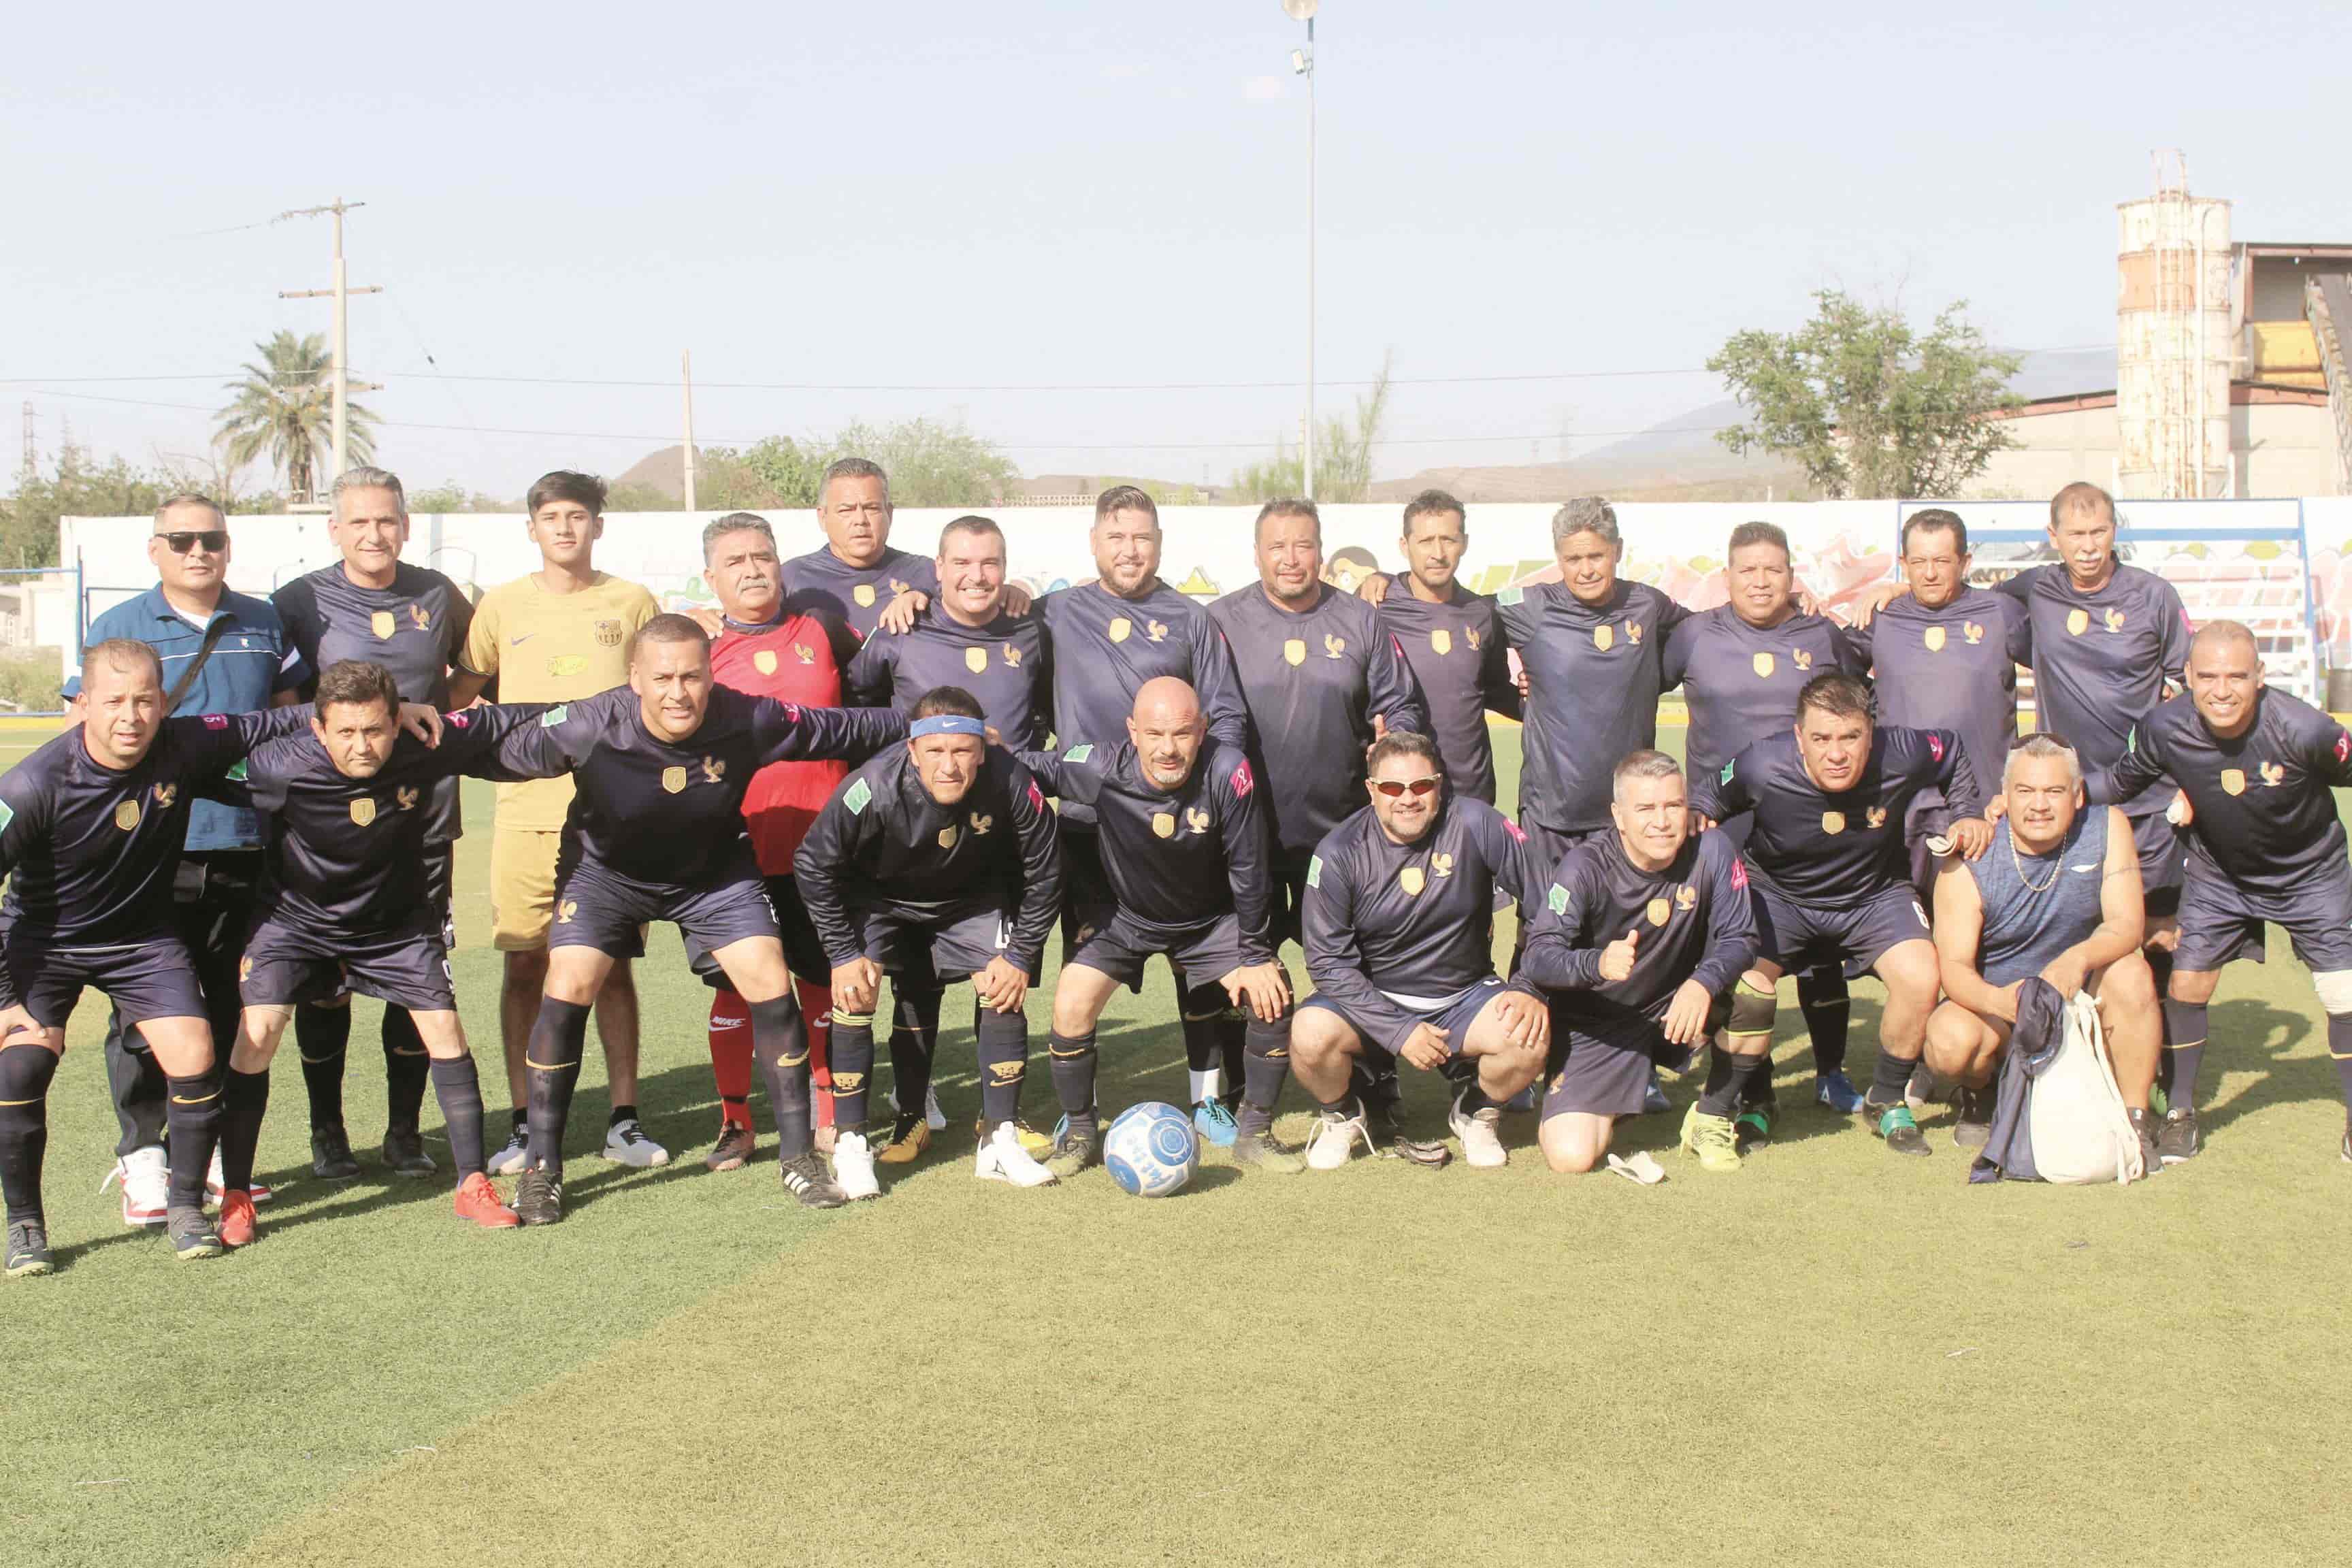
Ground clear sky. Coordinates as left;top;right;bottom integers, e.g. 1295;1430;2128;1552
5;0;2347;496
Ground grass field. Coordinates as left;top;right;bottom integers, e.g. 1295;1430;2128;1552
5;720;2350;1567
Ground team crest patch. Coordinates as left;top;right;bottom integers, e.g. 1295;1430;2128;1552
970;813;994;835
889;579;909;595
2066;608;2090;636
1791;648;1813;672
1152;811;1177;838
702;755;725;783
1431;629;1452;656
152;783;177;809
540;705;568;728
370;610;397;640
1498;587;1525;607
1431;853;1454;877
549;654;588;678
1107;617;1132;644
1646;897;1671;926
795;643;816;665
227;762;247;781
110;798;142;831
1145;619;1168;642
1594;624;1614;652
1627;621;1643;645
1821;811;1846;835
1399;866;1426;896
1229;761;1254;797
410;604;431;631
1923;625;1946;653
558;900;578;924
986;1060;1025;1084
1284;639;1307;666
753;649;779;675
1752;651;1775;678
1003;642;1023;667
1186;808;1211;834
1963;621;1984;644
938;826;960;849
662;766;688;794
1305;855;1322;889
1720;760;1736;785
2220;768;2246;796
832;1072;866;1094
1467;629;1482;651
350;797;377;826
1062;743;1094;763
0;800;12;833
1323;634;1346;659
964;646;989;674
2105;608;2126;632
1675;884;1696;911
853;583;877;608
594;619;623;648
1867;806;1887;830
844;778;872;815
1547;883;1568;914
2260;762;2285;787
397;787;419;811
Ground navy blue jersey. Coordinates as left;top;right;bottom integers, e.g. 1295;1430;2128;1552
1846;587;2030;806
1373;574;1520;804
1520;828;1756;1032
243;703;543;939
273;561;473;843
1301;796;1541;1052
1690;726;1981;909
845;607;1051;752
1662;606;1866;777
2089;687;2352;900
1022;740;1276;963
1207;583;1428;854
1997;563;2191;779
1496;580;1688;832
782;544;942;668
794;745;1062;974
493;685;906;887
0;706;311;958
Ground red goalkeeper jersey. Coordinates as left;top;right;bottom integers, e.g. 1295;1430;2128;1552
709;610;846;873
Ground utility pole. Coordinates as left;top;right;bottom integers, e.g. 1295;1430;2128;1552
681;350;698;514
1288;4;1318;502
18;402;33;483
277;199;381;497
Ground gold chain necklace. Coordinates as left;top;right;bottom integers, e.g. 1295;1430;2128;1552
2007;821;2061;895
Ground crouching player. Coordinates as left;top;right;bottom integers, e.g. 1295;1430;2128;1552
2087;621;2352;1164
1923;734;2159;1160
794;687;1062;1192
1290;732;1549;1170
1520;751;1757;1173
1021;677;1299;1176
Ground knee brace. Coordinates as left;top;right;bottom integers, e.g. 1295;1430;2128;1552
1726;978;1776;1043
2313;970;2352;1017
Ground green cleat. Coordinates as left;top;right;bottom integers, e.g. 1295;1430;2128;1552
1679;1102;1742;1171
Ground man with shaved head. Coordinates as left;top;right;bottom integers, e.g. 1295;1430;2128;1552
1022;676;1300;1175
2085;619;2352;1163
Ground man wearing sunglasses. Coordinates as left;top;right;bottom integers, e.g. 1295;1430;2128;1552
1290;733;1550;1171
71;495;308;1229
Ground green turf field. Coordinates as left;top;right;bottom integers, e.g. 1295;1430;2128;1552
4;721;2349;1567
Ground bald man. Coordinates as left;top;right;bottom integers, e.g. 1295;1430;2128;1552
2086;620;2352;1164
1021;678;1301;1176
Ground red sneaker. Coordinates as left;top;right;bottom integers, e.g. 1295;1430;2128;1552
217;1190;259;1249
454;1171;520;1229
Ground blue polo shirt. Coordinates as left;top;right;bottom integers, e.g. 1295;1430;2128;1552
68;587;310;852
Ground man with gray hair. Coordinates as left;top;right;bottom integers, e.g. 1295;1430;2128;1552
273;466;474;1181
782;457;942;667
1925;734;2159;1158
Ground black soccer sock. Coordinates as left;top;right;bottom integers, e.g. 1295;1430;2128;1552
1350;1043;1401;1109
429;1054;489;1179
295;1001;351;1132
164;1069;225;1211
1218;1009;1246;1107
888;983;941;1120
974;1004;1029;1128
105;1022;167;1154
1698;1042;1743;1118
1179;981;1228;1102
1240;1013;1291;1118
2145;947;2174;1012
1049;1029;1098;1132
2161;998;2208;1109
828;1009;877;1131
751;995;813;1161
1797;969;1850;1077
1867;1047;1914;1110
381;1007;431;1134
524;999;591;1171
218;1068;270;1194
607;1103;637;1128
0;1043;60;1226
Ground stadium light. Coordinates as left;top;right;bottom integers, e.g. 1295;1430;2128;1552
1280;0;1318;500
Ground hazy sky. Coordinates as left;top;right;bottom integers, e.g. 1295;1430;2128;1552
5;1;2347;497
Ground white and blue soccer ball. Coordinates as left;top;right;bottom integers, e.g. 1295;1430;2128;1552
1104;1101;1198;1197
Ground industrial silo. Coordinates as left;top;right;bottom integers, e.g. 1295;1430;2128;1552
2117;160;2233;499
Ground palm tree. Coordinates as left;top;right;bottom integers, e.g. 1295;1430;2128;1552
214;331;378;502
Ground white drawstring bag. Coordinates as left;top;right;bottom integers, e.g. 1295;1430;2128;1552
2027;991;2146;1185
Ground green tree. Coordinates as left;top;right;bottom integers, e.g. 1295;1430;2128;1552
405;482;516;514
214;331;380;502
830;419;1019;507
1228;355;1394;504
1708;292;2023;499
0;443;175;568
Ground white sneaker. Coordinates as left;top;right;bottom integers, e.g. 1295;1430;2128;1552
883;1085;949;1132
602;1118;671;1168
204;1147;275;1205
974;1122;1058;1187
101;1146;168;1227
1305;1102;1373;1171
832;1130;881;1200
485;1123;529;1177
1449;1092;1508;1169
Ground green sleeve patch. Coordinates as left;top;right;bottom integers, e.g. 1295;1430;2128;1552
1720;760;1736;784
1062;742;1094;762
0;798;14;833
540;704;569;728
1547;883;1568;915
1305;855;1322;889
1497;587;1525;607
225;762;248;783
843;778;872;815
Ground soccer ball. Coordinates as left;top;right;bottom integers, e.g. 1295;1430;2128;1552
1103;1102;1198;1197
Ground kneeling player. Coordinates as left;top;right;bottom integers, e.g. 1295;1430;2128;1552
1924;734;2158;1160
1290;732;1549;1169
1522;751;1757;1172
794;687;1062;1192
215;662;545;1242
1022;677;1299;1175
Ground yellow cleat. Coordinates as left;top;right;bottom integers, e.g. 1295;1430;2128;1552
877;1121;932;1166
1678;1102;1742;1172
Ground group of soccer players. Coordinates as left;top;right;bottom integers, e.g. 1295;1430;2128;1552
6;463;2351;1278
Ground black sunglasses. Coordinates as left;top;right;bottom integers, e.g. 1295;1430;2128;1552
157;530;229;555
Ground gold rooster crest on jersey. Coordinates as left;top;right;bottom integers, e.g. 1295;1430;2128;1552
1323;634;1346;659
1675;884;1696;911
1430;853;1454;878
2260;762;2285;787
969;813;994;836
1002;642;1023;667
1791;648;1814;672
1186;808;1211;834
1867;806;1887;830
397;787;419;811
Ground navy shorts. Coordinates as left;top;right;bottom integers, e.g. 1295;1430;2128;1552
2123;798;2185;917
1273;845;1315;949
848;903;1021;983
700;874;823;990
1301;975;1507;1058
1058;830;1118;962
1541;1020;1667;1119
2172;855;2352;975
1074;911;1254;993
1752;879;1931;980
3;933;206;1032
553;853;780;978
240;911;455;1013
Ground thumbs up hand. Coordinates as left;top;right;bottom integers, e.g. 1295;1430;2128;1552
1599;925;1642;983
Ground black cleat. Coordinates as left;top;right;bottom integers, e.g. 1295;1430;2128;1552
311;1123;362;1181
1232;1112;1305;1173
514;1163;564;1226
6;1220;53;1277
704;1125;755;1173
780;1151;849;1209
381;1126;436;1179
167;1205;223;1261
1953;1085;1993;1149
1863;1097;1931;1157
2127;1107;2161;1173
2157;1107;2200;1166
1047;1116;1102;1179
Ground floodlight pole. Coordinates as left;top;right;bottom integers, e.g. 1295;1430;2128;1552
277;198;380;497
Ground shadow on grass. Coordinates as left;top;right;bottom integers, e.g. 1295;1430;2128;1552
2200;995;2332;1140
